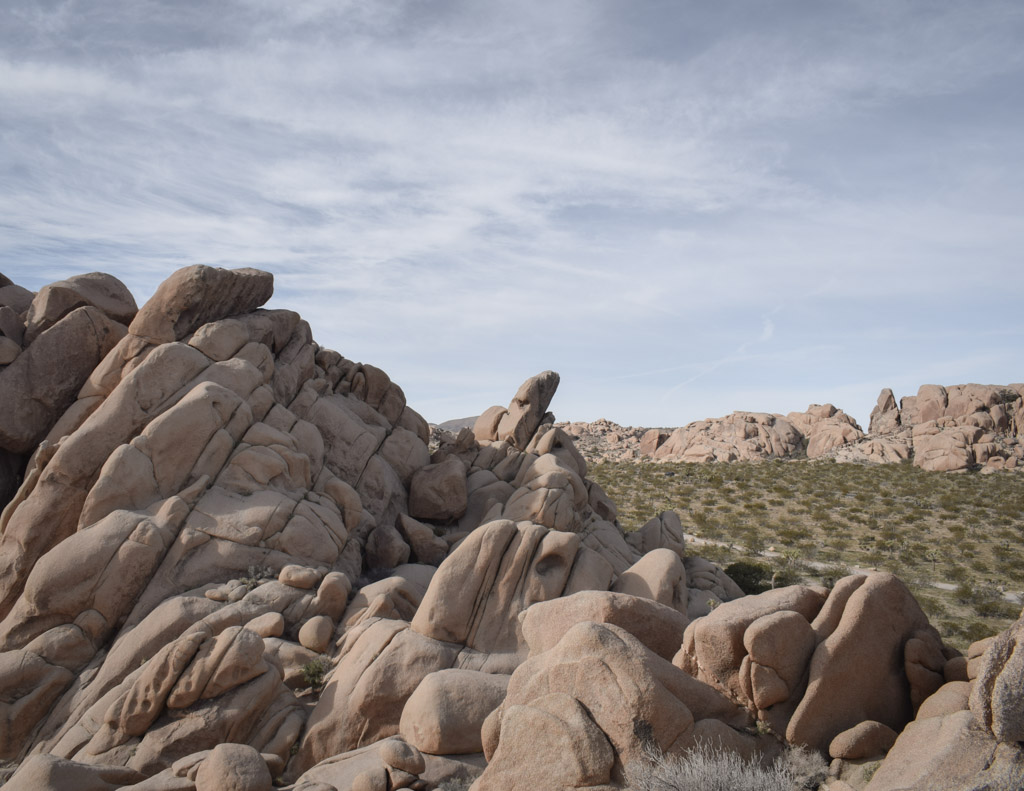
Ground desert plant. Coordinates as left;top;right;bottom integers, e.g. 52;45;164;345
626;741;807;791
241;565;276;591
300;657;331;691
725;561;773;595
434;774;475;791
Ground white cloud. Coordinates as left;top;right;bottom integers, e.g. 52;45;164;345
2;0;1023;424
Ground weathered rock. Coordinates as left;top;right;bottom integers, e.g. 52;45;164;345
520;589;688;662
195;743;272;791
676;584;828;705
408;455;467;521
653;411;805;462
787;573;947;751
24;272;137;345
828;720;898;760
611;548;689;615
477;621;752;789
970;610;1024;743
0;306;126;453
410;520;613;659
399;668;509;755
129;265;274;344
868;388;900;435
864;710;1024;791
2;753;145;791
494;371;560;450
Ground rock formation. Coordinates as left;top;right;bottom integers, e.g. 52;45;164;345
0;265;1021;791
555;385;1022;473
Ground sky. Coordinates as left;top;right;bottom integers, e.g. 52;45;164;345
2;0;1023;428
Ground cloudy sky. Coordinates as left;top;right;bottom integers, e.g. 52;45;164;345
2;0;1022;427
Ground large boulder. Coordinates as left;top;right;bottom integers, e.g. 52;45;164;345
0;306;126;453
23;272;137;346
476;621;755;790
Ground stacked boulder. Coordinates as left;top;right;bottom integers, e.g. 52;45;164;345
0;265;747;790
0;272;138;507
863;384;1024;473
646;404;864;463
1;265;1022;791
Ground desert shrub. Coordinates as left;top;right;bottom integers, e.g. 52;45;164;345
300;657;330;691
776;745;829;789
434;774;475;791
725;561;773;594
626;741;814;791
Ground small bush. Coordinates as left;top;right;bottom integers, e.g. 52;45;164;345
626;742;810;791
300;657;330;690
725;561;773;595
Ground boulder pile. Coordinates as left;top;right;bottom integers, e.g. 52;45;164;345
0;266;1021;791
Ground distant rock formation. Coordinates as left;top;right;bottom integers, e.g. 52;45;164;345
557;386;1023;473
854;383;1024;473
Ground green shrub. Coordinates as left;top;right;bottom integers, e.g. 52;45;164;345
300;657;330;690
725;561;773;595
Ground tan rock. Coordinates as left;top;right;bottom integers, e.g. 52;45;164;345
195;743;272;791
0;283;33;313
863;710;1006;791
129;265;274;344
410;520;612;658
473;405;508;442
24;272;137;345
408;455;467;521
399;669;509;755
478;622;751;789
396;514;448;566
495;371;560;450
520;590;688;661
278;565;321;590
2;754;144;791
916;681;971;720
612;548;688;615
869;388;900;435
676;584;828;704
365;521;411;570
638;428;666;455
0;306;126;453
970;612;1024;743
378;734;426;775
654;411;805;462
290;620;458;773
625;510;686;559
787;573;946;751
475;692;615;791
828;720;898;760
298;615;334;654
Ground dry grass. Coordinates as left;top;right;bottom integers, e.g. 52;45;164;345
590;459;1024;651
626;742;827;791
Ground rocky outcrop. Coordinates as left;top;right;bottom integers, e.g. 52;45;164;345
0;272;139;509
557;384;1023;473
1;264;1019;791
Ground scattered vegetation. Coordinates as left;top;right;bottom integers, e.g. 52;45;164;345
434;775;475;791
300;657;331;691
590;459;1024;651
626;742;827;791
241;565;276;591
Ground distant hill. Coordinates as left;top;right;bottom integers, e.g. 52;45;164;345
433;415;479;432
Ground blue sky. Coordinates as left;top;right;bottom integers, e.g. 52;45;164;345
2;0;1022;427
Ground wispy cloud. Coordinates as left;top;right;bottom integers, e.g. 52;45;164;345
1;0;1022;424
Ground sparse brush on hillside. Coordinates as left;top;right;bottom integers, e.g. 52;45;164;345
591;459;1024;651
626;742;827;791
